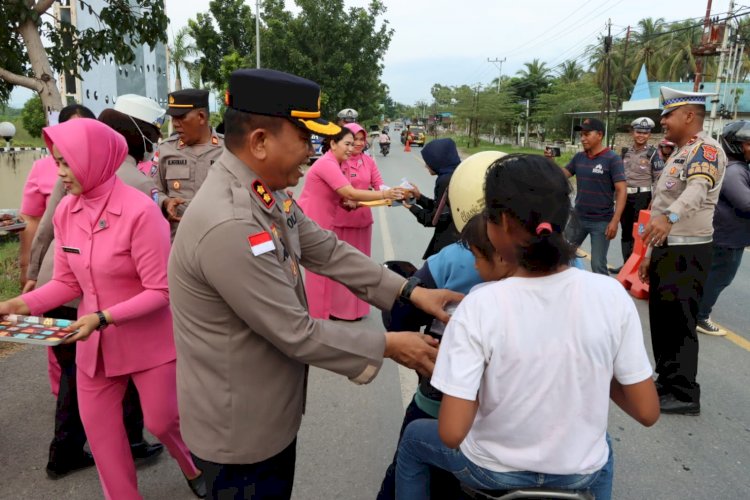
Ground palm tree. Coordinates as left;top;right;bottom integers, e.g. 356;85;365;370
170;27;197;91
513;59;552;100
557;60;584;83
632;18;666;80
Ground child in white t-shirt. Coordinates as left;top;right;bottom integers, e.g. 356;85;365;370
395;154;660;500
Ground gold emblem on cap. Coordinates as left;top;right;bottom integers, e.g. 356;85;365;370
317;93;321;111
169;95;174;105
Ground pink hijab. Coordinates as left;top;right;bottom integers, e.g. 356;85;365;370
43;118;128;194
344;122;367;140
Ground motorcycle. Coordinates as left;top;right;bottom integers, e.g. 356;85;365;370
380;141;391;157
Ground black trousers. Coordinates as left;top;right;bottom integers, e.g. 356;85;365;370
193;439;297;500
47;306;145;463
620;191;652;263
648;243;712;403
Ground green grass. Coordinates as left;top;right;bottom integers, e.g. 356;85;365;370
0;116;45;148
0;239;21;354
430;134;574;168
0;239;20;300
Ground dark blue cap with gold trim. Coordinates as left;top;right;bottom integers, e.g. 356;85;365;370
166;89;209;117
225;68;340;136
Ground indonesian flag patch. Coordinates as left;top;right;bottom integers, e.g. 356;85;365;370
248;231;275;256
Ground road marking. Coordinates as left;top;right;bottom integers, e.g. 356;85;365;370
576;249;750;352
375;204;417;410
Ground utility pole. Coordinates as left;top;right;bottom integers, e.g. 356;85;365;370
603;19;612;146
694;0;714;91
610;25;631;145
524;99;530;148
487;57;506;93
255;0;261;68
708;0;733;136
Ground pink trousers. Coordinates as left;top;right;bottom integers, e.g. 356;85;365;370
77;360;198;500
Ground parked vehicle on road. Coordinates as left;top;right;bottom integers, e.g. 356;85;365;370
308;134;324;165
401;126;426;146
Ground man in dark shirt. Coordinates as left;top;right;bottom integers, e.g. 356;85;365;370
696;120;750;335
562;118;627;275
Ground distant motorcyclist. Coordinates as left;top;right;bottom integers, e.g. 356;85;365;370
379;129;391;156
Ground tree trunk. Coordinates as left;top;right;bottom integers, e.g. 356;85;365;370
174;62;183;91
17;15;64;122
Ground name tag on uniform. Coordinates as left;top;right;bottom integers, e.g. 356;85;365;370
248;231;275;256
62;246;80;254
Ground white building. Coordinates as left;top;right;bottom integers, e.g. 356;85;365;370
56;0;168;117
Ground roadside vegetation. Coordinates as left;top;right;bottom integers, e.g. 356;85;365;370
0;238;21;354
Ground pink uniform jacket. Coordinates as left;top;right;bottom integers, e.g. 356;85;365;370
297;150;350;230
22;119;174;378
21;155;58;217
334;152;384;228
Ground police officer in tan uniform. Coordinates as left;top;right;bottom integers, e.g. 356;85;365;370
617;116;664;268
640;87;726;416
169;68;461;500
156;89;224;238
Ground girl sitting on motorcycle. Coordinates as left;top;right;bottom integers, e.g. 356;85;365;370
395;154;660;500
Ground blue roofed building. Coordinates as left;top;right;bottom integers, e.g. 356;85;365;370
622;64;750;134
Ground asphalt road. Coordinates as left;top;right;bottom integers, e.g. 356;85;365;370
1;135;748;499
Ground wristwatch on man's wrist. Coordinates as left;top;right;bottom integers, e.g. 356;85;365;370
664;211;680;224
399;276;422;302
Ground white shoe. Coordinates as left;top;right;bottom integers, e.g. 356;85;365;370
696;318;727;336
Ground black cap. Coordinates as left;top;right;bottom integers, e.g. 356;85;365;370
225;68;340;136
166;89;209;117
574;118;605;133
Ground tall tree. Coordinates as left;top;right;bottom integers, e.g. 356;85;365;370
0;1;168;117
170;27;197;91
557;60;584;84
188;0;393;121
20;94;45;138
512;59;552;101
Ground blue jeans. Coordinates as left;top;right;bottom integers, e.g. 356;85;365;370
565;216;611;275
395;419;614;500
698;245;745;320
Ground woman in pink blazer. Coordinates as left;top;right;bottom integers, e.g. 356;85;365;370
329;123;392;320
298;126;404;320
0;119;204;500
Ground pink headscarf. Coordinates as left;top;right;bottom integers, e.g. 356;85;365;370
43;118;128;194
344;122;367;140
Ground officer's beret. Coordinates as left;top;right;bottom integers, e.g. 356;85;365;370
166;89;210;117
225;68;340;136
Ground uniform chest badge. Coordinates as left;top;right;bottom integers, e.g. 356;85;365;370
669;167;677;175
665;180;676;190
283;199;293;214
252;180;275;209
177;140;185;149
211;136;219;146
172;180;181;190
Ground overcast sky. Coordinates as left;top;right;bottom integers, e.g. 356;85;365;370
8;0;738;107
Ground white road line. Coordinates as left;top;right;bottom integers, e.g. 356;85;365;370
375;202;417;410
